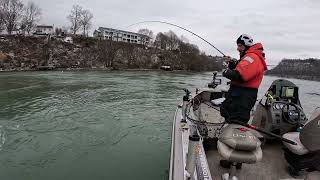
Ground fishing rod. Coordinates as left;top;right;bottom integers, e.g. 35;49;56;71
126;20;227;57
126;21;277;68
230;120;297;145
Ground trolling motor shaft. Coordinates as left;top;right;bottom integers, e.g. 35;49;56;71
182;89;191;122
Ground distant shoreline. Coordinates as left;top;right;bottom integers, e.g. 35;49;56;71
265;73;320;82
265;58;320;82
0;67;195;73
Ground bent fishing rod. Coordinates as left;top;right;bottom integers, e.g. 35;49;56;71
126;20;226;57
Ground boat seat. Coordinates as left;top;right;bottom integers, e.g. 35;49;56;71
283;132;309;155
218;124;263;163
218;141;262;163
219;124;262;151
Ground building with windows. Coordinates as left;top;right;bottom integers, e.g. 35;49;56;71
93;27;150;46
34;25;54;35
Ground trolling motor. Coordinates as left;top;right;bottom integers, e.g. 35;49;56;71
208;71;222;88
181;88;191;123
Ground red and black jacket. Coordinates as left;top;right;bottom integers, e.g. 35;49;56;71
223;43;267;89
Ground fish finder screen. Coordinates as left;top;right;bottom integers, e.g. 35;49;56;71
281;87;294;98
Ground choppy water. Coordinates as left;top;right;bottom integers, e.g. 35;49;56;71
0;71;319;180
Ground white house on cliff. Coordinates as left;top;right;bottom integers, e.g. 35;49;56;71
93;27;150;46
34;25;54;35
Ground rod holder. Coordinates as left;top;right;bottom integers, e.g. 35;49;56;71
181;100;188;122
185;132;200;180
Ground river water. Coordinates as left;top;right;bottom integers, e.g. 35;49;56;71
0;71;319;180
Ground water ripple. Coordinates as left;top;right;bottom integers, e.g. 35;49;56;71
0;71;319;180
111;132;130;146
0;126;6;151
307;92;320;96
23;127;80;134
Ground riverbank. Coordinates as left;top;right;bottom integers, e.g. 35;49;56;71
0;35;224;72
0;67;198;73
0;67;112;72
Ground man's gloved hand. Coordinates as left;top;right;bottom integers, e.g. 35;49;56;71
222;56;231;67
223;56;238;69
222;68;244;82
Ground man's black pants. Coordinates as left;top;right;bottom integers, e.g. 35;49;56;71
220;85;258;123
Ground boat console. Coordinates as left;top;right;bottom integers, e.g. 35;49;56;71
252;79;308;137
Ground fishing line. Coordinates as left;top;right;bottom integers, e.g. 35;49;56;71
126;20;276;68
126;20;226;57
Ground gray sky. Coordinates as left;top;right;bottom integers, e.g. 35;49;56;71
25;0;320;65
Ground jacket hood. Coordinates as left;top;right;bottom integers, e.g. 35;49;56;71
247;43;267;70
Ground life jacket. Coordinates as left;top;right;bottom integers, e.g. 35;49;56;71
232;43;268;89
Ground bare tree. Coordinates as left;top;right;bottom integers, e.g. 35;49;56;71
21;1;41;35
1;0;24;34
0;1;4;32
97;40;121;68
154;32;169;49
165;30;180;50
180;35;189;43
55;27;62;36
138;28;153;38
80;9;93;37
138;28;154;44
67;4;82;35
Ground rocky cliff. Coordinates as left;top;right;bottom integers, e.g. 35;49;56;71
266;58;320;81
0;36;224;71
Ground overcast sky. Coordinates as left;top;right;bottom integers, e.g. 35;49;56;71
25;0;320;65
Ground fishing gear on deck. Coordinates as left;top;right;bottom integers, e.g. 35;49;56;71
205;99;298;145
230;120;298;145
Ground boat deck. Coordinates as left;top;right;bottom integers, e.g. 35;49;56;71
170;97;320;180
204;141;320;180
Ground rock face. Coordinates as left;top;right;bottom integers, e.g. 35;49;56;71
266;59;320;81
0;36;224;71
0;36;100;71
